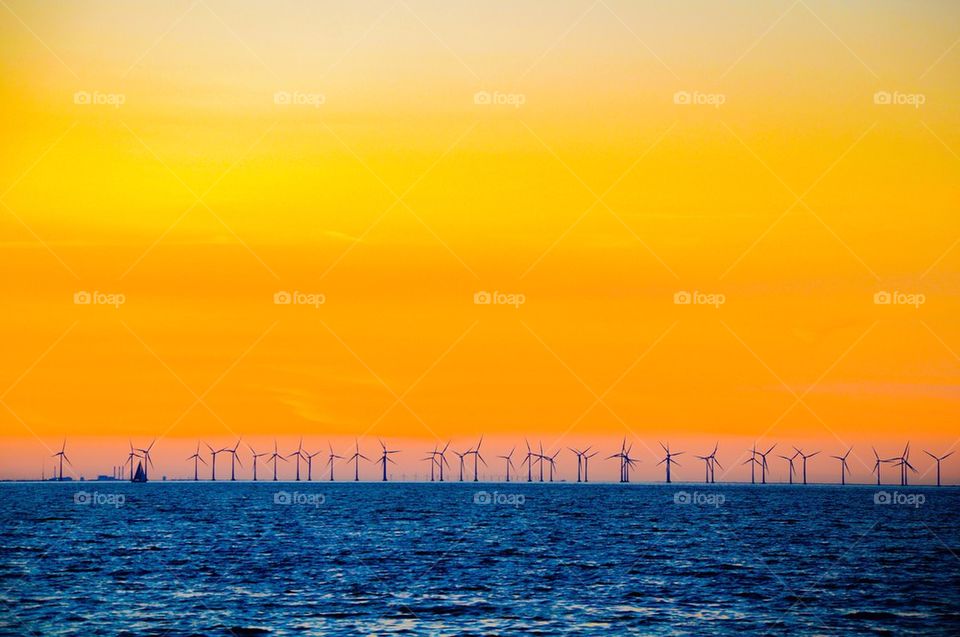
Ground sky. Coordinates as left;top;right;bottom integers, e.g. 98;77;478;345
0;1;958;483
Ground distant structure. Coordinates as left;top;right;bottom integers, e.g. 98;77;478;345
52;440;71;481
890;442;916;486
924;449;954;487
453;448;469;482
779;451;798;484
793;447;820;485
267;440;287;481
467;437;485;482
657;442;682;484
582;448;598;482
376;440;400;482
206;443;225;481
224;440;242;481
695;443;721;484
287;439;305;482
325;443;343;481
830;447;852;485
498;447;516;482
348;440;368;482
304;448;322;481
134;440;156;482
248;444;268;481
187;442;207;481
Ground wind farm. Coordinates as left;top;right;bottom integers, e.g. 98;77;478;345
27;437;956;486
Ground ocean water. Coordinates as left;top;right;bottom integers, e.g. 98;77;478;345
1;482;958;636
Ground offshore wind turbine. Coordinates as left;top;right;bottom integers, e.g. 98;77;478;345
569;448;585;482
498;447;516;482
125;442;139;480
695;443;720;484
546;450;560;482
468;436;486;482
325;443;344;481
756;444;776;484
135;439;156;482
223;439;242;481
52;440;71;481
267;440;287;481
436;441;451;482
287;438;305;481
376;440;400;482
744;444;758;484
924;449;954;487
830;447;852;485
349;440;369;482
206;443;225;481
453;449;468;482
522;439;536;482
793;447;820;485
583;449;598;482
779;452;798;484
423;445;438;481
537;441;546;482
891;443;917;486
187;442;207;481
657;442;682;484
871;447;893;485
304;449;322;481
248;444;268;481
608;439;629;483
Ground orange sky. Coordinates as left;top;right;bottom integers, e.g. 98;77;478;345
1;1;958;482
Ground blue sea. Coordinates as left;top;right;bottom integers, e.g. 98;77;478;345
1;482;958;635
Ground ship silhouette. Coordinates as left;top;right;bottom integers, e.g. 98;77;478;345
132;461;147;483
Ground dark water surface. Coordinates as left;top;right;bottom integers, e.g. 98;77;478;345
1;482;958;635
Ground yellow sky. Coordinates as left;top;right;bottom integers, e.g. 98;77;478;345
1;1;958;481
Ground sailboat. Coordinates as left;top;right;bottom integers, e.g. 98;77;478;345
132;460;147;483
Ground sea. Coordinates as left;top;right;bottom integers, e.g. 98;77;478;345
1;482;958;636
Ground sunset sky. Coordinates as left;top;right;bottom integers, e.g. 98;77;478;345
1;1;958;482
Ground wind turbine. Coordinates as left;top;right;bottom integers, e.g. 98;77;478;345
744;444;758;484
830;447;852;485
891;442;917;486
545;450;560;482
267;440;287;481
135;439;156;482
498;447;516;482
423;445;438;481
924;449;954;487
793;447;820;485
206;443;225;481
325;443;343;481
756;444;776;484
125;442;139;480
224;439;243;481
248;443;268;481
187;442;207;481
522;439;536;482
583;449;598;482
657;442;683;483
695;443;720;484
537;441;546;482
376;440;400;481
569;448;585;482
52;440;71;481
436;441;451;482
608;439;629;482
349;440;369;482
453;449;468;481
779;452;798;484
287;438;305;481
468;436;486;482
304;449;322;481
